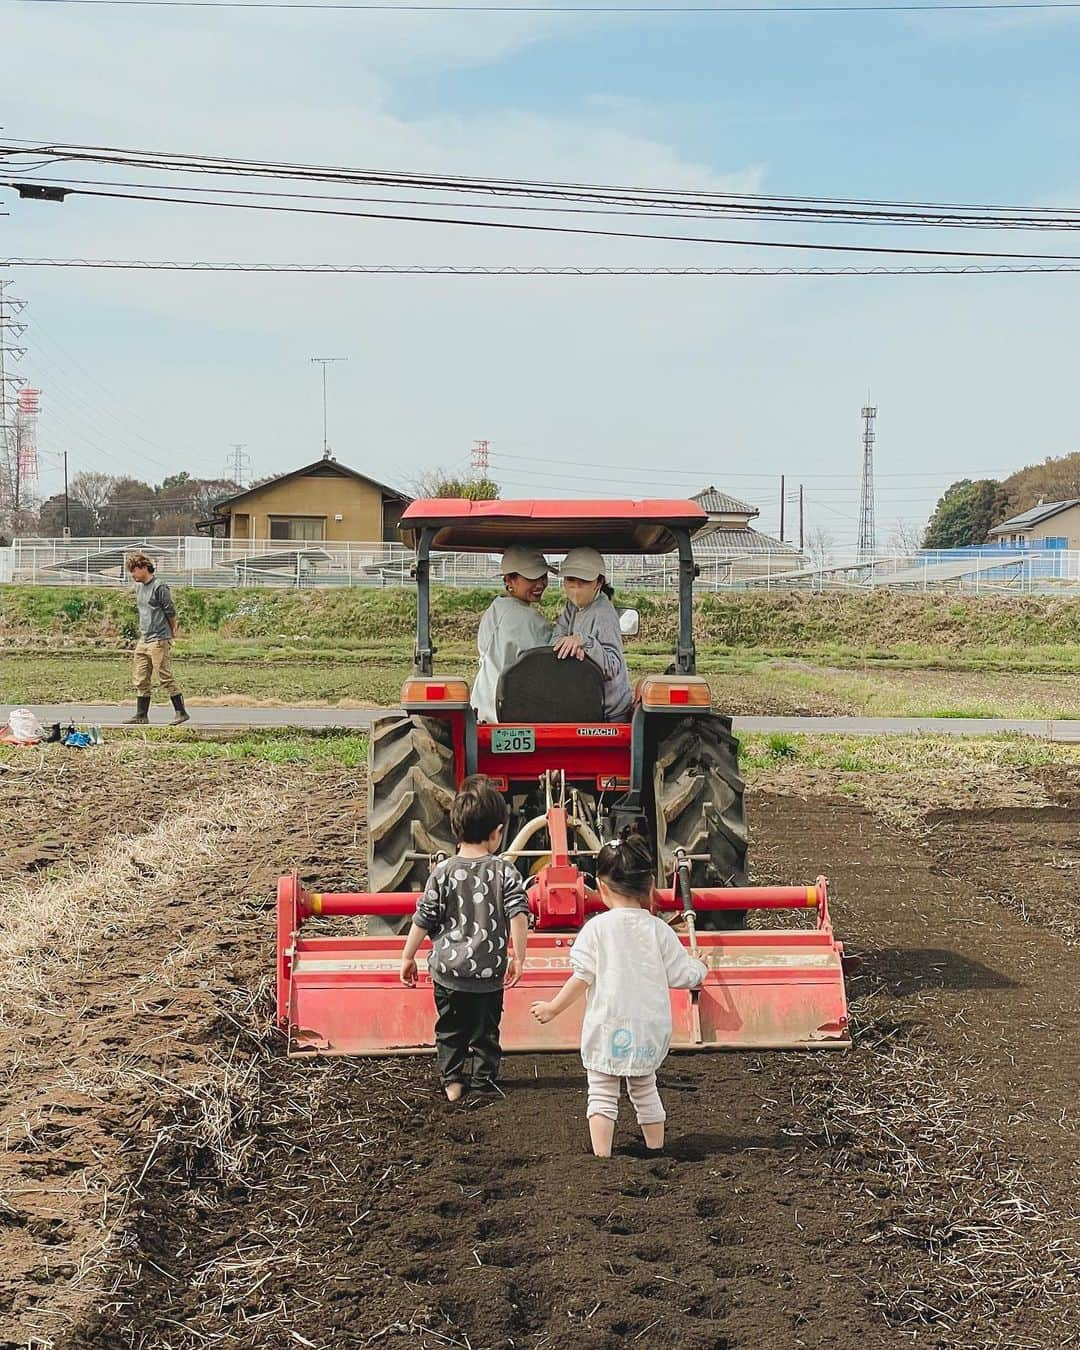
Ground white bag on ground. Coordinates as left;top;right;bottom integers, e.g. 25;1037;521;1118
5;708;44;744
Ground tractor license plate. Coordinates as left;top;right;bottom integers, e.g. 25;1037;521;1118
491;727;535;754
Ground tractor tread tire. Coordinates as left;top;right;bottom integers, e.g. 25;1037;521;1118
654;713;749;932
367;713;456;933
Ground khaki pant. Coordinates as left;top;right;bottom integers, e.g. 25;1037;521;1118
133;638;181;698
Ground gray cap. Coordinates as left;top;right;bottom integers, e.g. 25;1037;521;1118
560;546;607;581
500;546;552;580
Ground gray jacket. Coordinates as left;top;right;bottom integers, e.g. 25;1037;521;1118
553;593;633;721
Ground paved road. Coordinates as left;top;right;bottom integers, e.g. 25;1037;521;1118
8;704;1079;741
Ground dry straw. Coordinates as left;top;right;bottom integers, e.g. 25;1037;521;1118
0;788;286;1022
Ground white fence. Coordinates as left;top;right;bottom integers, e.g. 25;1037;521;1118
2;535;1079;594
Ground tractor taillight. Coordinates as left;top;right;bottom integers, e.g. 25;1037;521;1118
401;677;470;708
638;676;712;710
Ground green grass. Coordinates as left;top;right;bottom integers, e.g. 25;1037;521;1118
737;730;1080;777
0;726;371;767
5;582;1080;654
158;730;370;766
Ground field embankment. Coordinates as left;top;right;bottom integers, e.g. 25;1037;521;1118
4;585;1080;718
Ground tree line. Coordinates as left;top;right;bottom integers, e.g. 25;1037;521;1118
32;472;249;538
922;452;1080;548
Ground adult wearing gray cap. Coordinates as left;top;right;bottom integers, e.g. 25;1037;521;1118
552;547;633;722
471;547;555;724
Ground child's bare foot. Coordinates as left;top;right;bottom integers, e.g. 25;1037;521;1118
445;1082;465;1103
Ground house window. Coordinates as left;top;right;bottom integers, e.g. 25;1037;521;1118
232;512;250;539
1043;536;1068;550
269;516;326;542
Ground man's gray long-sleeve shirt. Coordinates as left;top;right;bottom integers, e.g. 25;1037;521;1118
135;578;176;640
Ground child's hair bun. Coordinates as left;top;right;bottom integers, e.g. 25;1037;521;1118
596;834;655;899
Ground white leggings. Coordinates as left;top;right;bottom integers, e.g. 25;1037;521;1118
586;1069;666;1125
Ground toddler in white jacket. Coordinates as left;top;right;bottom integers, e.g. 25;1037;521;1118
530;836;706;1157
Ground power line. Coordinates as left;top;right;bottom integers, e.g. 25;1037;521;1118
14;0;1080;11
13;179;1080;260
7;256;1080;276
5;136;1079;222
23;173;1080;232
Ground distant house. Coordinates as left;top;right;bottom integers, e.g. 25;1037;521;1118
691;486;801;559
988;499;1080;550
201;454;411;543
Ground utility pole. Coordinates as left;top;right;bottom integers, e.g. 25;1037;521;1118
799;483;805;552
779;474;785;543
858;401;877;560
63;449;70;534
310;357;347;460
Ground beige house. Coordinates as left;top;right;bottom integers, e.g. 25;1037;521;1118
988;499;1080;550
203;454;411;544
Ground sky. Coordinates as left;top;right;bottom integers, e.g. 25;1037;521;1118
3;0;1080;546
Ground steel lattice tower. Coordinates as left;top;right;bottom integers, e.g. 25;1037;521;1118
857;403;877;559
0;280;28;512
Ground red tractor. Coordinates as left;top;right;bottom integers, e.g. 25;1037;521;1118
277;499;849;1055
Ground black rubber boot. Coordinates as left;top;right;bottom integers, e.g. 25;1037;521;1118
170;694;191;726
125;696;151;726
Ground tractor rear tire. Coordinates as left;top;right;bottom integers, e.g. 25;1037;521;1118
366;713;456;935
653;713;749;931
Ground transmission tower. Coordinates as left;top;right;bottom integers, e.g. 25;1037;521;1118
16;387;40;494
0;280;28;513
857;402;877;560
224;442;253;488
472;439;490;475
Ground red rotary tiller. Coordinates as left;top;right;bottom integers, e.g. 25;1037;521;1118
277;783;848;1057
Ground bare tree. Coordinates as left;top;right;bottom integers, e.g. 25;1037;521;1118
806;525;835;570
68;471;115;532
885;518;925;555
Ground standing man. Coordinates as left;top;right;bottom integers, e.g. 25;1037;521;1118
125;552;190;726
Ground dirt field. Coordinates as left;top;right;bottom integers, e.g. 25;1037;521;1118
2;751;1079;1349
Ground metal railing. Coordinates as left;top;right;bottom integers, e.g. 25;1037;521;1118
2;535;1078;593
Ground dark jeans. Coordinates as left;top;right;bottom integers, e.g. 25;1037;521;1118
433;984;504;1089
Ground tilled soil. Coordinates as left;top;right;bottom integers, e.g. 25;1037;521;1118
2;753;1079;1349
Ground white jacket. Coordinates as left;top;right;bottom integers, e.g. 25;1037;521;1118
471;596;554;724
569;908;707;1076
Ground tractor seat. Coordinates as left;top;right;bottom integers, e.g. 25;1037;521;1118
496;646;605;724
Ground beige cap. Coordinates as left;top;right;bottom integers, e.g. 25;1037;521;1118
500;546;552;580
560;546;606;581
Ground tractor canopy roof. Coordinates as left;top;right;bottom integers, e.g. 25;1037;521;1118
400;498;707;554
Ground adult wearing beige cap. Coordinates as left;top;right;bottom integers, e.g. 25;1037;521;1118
471;547;555;724
552;547;633;722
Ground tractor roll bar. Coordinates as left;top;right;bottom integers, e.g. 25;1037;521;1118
414;526;436;675
411;524;697;677
674;526;697;676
